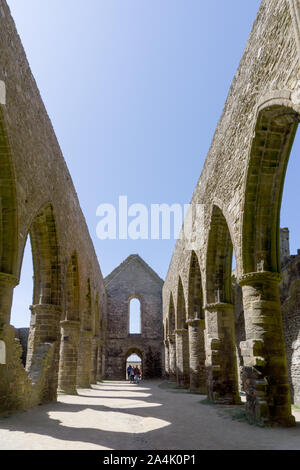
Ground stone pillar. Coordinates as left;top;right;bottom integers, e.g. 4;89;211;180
205;303;241;404
164;339;170;379
175;329;190;388
0;273;18;370
187;318;206;393
96;341;104;382
0;273;18;330
58;320;80;394
0;274;33;415
76;329;93;388
101;346;106;379
26;304;62;403
90;335;99;384
239;272;295;427
168;334;176;381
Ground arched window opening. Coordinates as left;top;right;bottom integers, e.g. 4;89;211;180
188;251;203;320
82;279;92;331
232;248;245;392
177;277;186;329
206;205;233;305
129;298;141;334
11;236;34;367
240;104;300;420
206;205;240;402
176;277;190;387
280;125;300;405
281;128;300;263
65;253;80;322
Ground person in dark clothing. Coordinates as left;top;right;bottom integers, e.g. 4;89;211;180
127;364;132;381
134;366;141;384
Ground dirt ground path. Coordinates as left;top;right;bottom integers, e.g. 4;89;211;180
0;380;300;450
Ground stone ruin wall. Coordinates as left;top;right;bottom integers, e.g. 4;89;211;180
0;0;107;416
234;228;300;405
163;0;300;313
104;255;164;380
163;0;300;426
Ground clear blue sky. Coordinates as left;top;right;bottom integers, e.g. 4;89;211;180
8;0;300;328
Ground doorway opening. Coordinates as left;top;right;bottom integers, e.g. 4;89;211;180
11;235;34;367
125;350;142;380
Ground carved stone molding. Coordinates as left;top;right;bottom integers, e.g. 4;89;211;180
289;0;300;58
0;272;19;287
186;318;205;326
174;329;188;335
205;302;234;311
30;304;62;313
60;320;80;328
238;271;282;287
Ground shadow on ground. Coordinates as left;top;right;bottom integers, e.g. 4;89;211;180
0;380;300;450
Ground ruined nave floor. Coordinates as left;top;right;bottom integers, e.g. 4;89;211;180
0;380;300;450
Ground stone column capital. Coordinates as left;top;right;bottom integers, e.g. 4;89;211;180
205;302;234;311
0;272;19;287
30;304;62;313
60;320;80;329
174;328;188;335
186;318;205;326
238;271;282;286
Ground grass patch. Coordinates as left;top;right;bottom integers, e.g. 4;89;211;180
199;398;260;426
292;404;300;410
223;406;248;423
219;405;267;427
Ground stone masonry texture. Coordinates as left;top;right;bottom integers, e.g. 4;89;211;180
163;0;300;426
2;0;300;432
0;0;107;416
104;255;164;380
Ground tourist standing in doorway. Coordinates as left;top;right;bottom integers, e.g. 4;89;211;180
134;366;141;384
136;367;141;384
127;364;132;381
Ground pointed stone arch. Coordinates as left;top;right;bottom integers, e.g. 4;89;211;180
167;292;176;381
239;101;298;426
58;252;80;394
91;292;100;384
65;252;80;322
25;203;62;403
242;103;299;275
29;203;61;306
187;251;206;392
0;105;18;326
176;277;187;330
125;347;143;379
206;205;234;305
77;278;93;387
188;251;203;320
168;292;176;334
0;106;31;416
97;301;105;382
205;204;240;404
175;277;189;387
